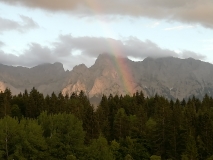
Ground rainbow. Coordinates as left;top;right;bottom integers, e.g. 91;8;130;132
116;56;136;95
83;0;136;95
107;41;135;95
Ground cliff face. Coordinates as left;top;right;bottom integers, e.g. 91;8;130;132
1;54;213;102
62;55;213;100
62;54;138;99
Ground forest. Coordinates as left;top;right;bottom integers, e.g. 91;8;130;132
0;88;213;160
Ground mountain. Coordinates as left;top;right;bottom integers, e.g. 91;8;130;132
1;54;213;103
0;62;68;95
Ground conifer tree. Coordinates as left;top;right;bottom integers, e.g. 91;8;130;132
152;96;171;159
113;108;129;140
0;88;12;117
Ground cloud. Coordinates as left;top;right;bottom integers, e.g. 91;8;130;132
0;15;39;33
0;35;206;69
164;25;194;31
1;0;213;28
148;22;160;28
146;21;161;29
181;50;206;60
0;44;53;67
53;35;179;59
0;41;94;69
0;41;4;47
0;50;21;65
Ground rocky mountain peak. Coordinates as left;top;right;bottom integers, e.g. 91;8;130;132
94;53;115;67
72;64;88;73
1;55;213;105
53;62;64;70
32;62;65;73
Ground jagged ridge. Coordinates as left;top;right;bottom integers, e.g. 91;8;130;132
1;54;213;103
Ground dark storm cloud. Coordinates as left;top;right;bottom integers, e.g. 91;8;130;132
1;0;212;28
0;35;206;69
0;15;39;33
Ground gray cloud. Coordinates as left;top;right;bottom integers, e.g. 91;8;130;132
0;50;21;65
0;41;93;69
0;44;54;67
181;50;206;60
0;15;39;33
0;35;206;69
1;0;213;28
0;41;4;47
53;35;179;59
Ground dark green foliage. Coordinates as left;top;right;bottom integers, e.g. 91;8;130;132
25;87;45;118
87;136;114;160
38;112;85;159
0;88;213;159
0;116;47;159
0;88;12;117
150;155;161;160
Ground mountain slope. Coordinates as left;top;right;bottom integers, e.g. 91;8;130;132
0;62;68;95
1;54;213;102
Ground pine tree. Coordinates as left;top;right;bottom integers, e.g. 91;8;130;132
167;100;184;159
25;87;44;118
96;95;111;140
184;135;198;160
113;108;130;140
0;88;12;117
152;96;171;159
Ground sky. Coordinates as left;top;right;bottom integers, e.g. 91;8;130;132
0;0;212;70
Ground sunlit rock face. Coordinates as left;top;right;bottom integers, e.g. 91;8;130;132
1;54;213;104
63;55;213;101
62;54;140;100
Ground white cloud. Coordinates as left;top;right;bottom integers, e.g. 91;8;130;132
147;21;160;28
164;25;194;31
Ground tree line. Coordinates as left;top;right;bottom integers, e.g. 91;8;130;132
0;88;213;159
